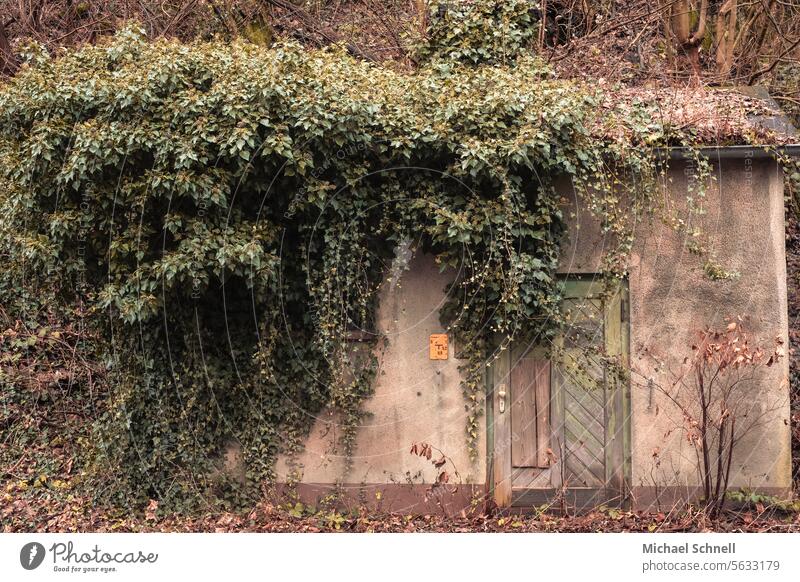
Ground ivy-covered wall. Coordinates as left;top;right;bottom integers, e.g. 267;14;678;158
0;27;600;510
268;157;791;512
0;14;794;513
275;253;485;488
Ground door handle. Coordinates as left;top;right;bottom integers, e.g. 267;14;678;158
497;384;506;413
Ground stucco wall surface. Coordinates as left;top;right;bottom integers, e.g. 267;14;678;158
276;251;486;489
559;157;792;503
278;157;791;507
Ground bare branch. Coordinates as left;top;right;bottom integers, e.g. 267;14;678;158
0;18;19;74
748;34;800;84
261;0;378;62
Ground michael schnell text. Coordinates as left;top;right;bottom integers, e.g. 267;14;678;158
643;543;736;555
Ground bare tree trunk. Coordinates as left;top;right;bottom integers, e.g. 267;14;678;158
663;4;676;70
667;0;709;77
713;410;726;514
539;0;548;50
718;416;736;515
715;0;738;78
415;0;428;37
697;364;712;503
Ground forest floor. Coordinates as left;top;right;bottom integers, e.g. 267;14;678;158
2;490;800;533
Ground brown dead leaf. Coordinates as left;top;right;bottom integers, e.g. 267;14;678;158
145;499;158;522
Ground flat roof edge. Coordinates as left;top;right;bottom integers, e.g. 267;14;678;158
661;145;800;160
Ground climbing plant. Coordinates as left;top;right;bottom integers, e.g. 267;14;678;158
0;13;778;510
414;0;540;65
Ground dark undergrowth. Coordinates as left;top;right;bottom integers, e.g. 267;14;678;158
785;213;800;489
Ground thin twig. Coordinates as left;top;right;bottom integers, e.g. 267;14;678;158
748;34;800;84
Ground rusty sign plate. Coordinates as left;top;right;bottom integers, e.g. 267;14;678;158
429;334;448;360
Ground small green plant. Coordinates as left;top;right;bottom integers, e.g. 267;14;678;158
726;489;800;513
703;258;740;281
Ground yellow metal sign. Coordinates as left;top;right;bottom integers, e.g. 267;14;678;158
429;334;448;360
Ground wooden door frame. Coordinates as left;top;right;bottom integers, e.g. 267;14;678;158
487;276;631;510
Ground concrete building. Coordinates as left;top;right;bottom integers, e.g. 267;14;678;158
276;146;798;513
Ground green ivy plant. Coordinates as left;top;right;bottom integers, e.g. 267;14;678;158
414;0;541;65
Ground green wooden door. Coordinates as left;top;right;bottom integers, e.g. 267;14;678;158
490;278;629;510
